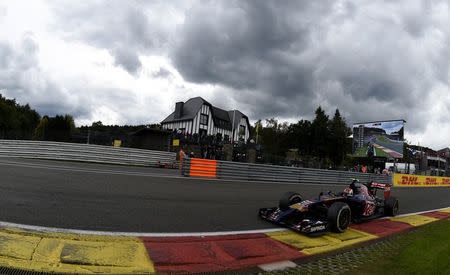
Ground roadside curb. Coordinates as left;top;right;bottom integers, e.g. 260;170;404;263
0;207;449;274
0;228;154;274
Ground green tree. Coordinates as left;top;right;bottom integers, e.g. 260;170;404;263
91;121;103;129
258;118;292;163
311;106;330;161
260;118;279;157
35;115;75;142
254;119;263;144
328;109;351;166
33;116;49;140
0;94;40;139
289;119;312;155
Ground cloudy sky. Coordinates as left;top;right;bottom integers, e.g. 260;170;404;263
0;1;448;149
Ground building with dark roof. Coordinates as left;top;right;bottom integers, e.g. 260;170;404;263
407;145;448;176
161;97;250;142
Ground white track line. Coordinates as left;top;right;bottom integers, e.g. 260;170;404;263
0;220;284;237
0;206;448;237
380;206;450;219
0;159;181;179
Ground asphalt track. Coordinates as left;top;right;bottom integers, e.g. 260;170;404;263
0;158;449;232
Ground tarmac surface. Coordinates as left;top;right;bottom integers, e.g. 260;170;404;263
0;158;449;232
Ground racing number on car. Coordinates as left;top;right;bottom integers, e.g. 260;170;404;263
363;201;376;216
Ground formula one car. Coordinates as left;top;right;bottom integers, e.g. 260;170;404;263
259;180;399;234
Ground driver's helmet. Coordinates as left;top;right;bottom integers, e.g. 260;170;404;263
350;179;363;194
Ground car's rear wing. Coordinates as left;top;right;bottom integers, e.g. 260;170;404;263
368;182;392;199
369;182;391;189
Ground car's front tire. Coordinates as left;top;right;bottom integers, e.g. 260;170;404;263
385;197;399;216
279;191;302;210
328;202;351;233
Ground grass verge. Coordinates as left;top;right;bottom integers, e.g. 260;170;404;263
347;219;450;275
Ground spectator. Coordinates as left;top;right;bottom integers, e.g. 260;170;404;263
361;165;367;173
200;147;205;159
179;147;186;170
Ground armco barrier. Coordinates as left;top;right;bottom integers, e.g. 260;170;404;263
182;158;392;184
0;139;176;167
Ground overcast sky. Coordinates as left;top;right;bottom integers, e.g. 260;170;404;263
0;1;448;149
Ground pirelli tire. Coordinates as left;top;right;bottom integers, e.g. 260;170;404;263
328;202;351;233
385;196;399;216
279;192;303;211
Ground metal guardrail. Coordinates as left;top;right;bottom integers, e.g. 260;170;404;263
182;158;392;184
0;140;177;167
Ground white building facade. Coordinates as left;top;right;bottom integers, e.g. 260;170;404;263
161;97;250;142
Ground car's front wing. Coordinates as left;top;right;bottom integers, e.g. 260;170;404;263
259;207;328;235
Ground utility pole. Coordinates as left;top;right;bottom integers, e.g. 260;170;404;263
255;122;260;144
231;110;236;143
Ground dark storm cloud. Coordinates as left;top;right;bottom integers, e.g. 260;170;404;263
172;1;329;100
112;47;142;74
46;0;449;131
170;0;449;133
3;0;447;140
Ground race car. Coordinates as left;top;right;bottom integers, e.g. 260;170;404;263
259;179;399;234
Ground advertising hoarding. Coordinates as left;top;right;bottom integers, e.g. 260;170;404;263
393;174;450;187
353;120;405;158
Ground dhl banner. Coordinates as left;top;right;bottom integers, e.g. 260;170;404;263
393;173;450;187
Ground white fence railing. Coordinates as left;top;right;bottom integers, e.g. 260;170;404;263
0;139;177;167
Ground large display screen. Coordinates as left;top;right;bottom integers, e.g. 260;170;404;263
353;120;405;158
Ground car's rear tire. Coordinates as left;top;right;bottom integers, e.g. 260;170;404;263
385;197;399;216
279;192;302;210
328;202;351;233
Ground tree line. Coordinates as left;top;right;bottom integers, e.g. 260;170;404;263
76;121;155;145
254;107;352;167
0;94;153;144
0;94;40;139
0;94;75;141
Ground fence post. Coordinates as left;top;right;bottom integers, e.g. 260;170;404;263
181;157;190;176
